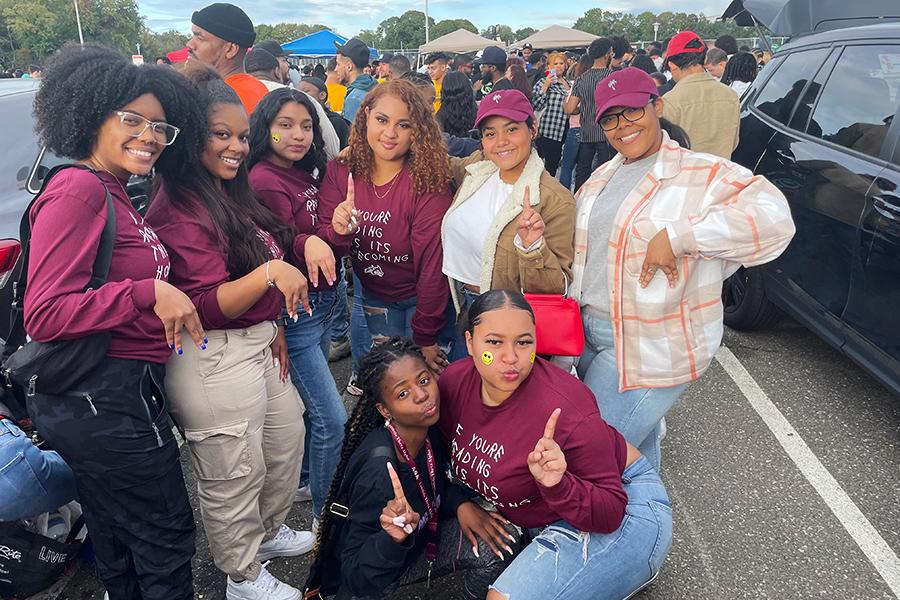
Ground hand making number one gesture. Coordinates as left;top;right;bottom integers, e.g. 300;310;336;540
380;462;421;543
333;172;360;236
517;186;545;249
527;408;567;488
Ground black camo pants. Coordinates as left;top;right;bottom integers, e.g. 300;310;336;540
28;358;195;600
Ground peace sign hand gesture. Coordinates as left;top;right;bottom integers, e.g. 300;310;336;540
332;172;360;236
527;408;567;488
517;186;545;249
379;462;421;544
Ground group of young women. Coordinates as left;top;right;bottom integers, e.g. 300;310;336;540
23;41;794;600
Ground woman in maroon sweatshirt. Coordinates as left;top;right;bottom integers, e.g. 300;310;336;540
438;290;673;600
247;87;347;528
317;79;453;375
24;44;204;600
145;68;313;600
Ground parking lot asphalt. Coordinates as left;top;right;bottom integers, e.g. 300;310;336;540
49;316;900;600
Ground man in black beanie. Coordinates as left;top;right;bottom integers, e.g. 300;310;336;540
187;2;267;113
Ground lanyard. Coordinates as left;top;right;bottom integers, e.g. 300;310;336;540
385;423;439;569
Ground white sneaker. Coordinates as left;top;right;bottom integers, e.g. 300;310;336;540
256;524;315;561
225;565;301;600
345;373;363;396
293;485;312;503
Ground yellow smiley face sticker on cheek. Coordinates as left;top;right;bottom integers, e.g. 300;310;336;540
530;352;536;364
271;132;281;144
481;352;493;366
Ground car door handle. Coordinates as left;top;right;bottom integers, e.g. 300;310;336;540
774;148;794;161
873;196;900;219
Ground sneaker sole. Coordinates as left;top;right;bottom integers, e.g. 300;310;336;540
226;588;301;600
256;540;315;562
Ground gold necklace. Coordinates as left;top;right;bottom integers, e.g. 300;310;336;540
371;169;402;200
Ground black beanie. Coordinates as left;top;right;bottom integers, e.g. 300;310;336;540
192;3;256;48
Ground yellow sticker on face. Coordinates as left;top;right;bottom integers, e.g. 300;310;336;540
530;352;536;363
271;132;281;144
481;352;493;366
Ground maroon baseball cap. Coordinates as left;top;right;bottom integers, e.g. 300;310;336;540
475;89;535;127
594;67;659;123
663;31;707;66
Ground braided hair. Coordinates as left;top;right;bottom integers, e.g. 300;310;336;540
310;338;427;558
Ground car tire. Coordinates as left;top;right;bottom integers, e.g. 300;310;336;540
722;267;782;330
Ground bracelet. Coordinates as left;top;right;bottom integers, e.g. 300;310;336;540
265;260;276;288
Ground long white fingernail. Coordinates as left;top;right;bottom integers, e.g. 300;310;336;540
505;544;513;555
392;516;406;527
307;308;313;317
403;524;414;534
472;546;479;558
293;314;298;323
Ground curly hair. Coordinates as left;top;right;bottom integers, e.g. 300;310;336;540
311;338;426;558
33;42;205;181
436;71;477;137
720;52;759;86
247;87;328;181
346;79;450;194
507;65;533;100
153;65;295;275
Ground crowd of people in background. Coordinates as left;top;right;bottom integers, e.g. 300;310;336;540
1;3;794;600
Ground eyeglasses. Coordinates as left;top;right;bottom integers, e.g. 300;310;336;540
115;111;180;146
598;104;648;131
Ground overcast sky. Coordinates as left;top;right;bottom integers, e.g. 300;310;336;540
139;0;732;40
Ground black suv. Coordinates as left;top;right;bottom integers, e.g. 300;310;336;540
727;22;900;395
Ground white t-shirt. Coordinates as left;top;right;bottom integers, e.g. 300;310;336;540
443;171;513;286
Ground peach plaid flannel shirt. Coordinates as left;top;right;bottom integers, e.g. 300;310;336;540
571;132;795;391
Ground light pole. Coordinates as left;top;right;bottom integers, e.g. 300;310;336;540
424;0;430;44
653;22;660;42
73;0;84;45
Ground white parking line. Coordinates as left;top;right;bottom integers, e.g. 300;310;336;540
715;346;900;598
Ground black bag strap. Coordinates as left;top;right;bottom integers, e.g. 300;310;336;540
5;165;117;358
64;514;86;545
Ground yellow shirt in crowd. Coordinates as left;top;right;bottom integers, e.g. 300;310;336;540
432;78;442;113
326;83;347;114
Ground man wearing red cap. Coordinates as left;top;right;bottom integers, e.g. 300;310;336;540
661;31;739;159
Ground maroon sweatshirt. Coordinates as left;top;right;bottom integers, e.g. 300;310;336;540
249;160;338;291
145;186;284;330
24;168;169;363
317;161;450;346
438;358;628;532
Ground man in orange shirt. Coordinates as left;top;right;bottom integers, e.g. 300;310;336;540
187;2;267;114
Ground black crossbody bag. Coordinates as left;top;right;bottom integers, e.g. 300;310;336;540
1;164;116;398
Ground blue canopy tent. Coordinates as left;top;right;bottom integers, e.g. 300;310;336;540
280;30;378;59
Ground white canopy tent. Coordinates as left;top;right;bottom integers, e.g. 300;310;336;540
418;28;505;54
509;25;598;50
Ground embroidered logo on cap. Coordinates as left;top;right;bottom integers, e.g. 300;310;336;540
492;93;502;103
608;79;618;90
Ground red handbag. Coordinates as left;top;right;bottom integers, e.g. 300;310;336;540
524;277;585;356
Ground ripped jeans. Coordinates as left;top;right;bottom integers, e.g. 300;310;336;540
356;282;455;354
490;457;672;600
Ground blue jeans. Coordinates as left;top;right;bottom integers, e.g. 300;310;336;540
283;290;348;518
559;127;580;191
350;271;373;374
328;268;351;343
577;313;687;472
448;286;481;363
490;457;672;600
357;282;455;355
0;418;77;521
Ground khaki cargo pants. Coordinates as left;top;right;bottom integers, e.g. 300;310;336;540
164;320;304;581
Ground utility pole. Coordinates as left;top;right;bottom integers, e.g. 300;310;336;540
424;0;430;43
73;0;85;45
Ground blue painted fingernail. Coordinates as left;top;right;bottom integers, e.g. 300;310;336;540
177;348;183;355
203;338;209;344
201;344;207;350
170;344;175;349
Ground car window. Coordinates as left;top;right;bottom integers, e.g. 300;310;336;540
26;146;69;194
806;45;900;161
753;48;830;125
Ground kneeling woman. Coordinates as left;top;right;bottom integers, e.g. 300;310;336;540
309;338;520;599
147;68;313;599
248;88;347;525
439;290;672;600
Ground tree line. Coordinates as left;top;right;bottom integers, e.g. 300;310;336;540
0;1;759;69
